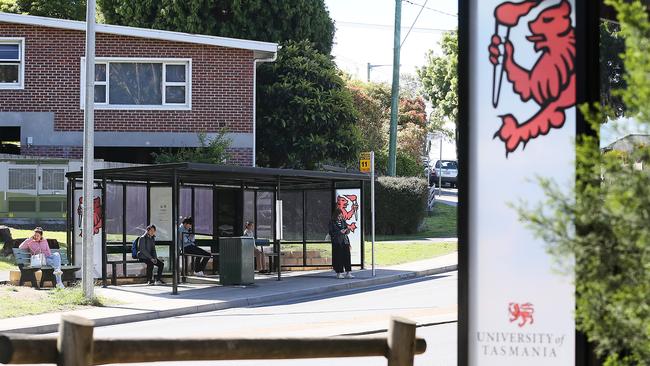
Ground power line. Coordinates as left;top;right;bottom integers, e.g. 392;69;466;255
401;0;429;48
402;0;458;18
336;21;454;33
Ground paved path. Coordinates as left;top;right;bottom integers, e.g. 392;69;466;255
92;272;458;366
431;187;458;207
0;253;457;334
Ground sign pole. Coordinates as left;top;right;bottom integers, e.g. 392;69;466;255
371;151;376;277
82;0;96;300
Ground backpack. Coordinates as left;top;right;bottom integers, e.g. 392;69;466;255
131;237;139;259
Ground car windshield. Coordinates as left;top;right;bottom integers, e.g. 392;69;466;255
435;161;458;169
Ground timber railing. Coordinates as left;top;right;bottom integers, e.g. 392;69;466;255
0;315;427;366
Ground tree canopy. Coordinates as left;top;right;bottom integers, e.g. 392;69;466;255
0;0;87;19
256;41;360;170
417;30;458;137
98;0;335;54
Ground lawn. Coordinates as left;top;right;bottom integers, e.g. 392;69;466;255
364;241;457;266
0;256;13;271
281;241;457;267
376;203;457;241
0;285;115;319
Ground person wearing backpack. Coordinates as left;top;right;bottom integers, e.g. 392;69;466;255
137;224;165;285
179;217;210;276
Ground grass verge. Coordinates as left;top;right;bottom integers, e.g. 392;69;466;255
376;203;457;241
0;285;115;319
364;241;457;266
0;256;13;271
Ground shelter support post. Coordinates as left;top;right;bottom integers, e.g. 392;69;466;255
171;170;179;295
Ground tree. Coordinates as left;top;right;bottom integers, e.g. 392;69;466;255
418;30;458;137
153;131;231;164
348;84;388;154
517;1;650;365
98;0;335;54
348;80;429;170
256;41;360;169
0;0;19;13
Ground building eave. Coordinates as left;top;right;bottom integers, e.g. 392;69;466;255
0;12;278;56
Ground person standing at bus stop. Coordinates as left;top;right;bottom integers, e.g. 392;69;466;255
329;208;354;279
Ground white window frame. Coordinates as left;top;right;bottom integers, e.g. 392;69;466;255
7;166;38;194
80;57;192;110
39;166;67;194
0;37;25;90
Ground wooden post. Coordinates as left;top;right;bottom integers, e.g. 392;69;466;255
387;317;417;366
57;315;94;366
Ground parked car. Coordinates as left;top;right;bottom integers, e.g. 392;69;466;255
429;160;458;188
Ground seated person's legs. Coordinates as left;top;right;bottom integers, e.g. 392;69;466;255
154;259;164;282
46;252;64;287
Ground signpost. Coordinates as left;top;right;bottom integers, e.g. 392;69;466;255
360;152;375;276
458;0;599;365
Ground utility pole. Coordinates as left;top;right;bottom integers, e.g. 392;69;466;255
82;0;96;300
387;0;401;176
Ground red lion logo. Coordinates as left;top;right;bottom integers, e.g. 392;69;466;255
489;0;576;155
336;195;359;233
77;196;103;236
509;302;535;327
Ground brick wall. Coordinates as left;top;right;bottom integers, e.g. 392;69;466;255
0;23;255;135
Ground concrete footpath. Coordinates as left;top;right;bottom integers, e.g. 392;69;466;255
0;253;457;335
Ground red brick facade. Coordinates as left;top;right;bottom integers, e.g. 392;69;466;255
0;22;257;165
0;23;254;132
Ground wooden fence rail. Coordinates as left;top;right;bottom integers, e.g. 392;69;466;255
0;315;426;366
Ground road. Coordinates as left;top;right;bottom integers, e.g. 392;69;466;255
91;272;458;366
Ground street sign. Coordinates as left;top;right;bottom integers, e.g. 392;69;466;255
360;152;371;173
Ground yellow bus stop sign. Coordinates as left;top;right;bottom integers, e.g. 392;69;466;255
360;152;371;173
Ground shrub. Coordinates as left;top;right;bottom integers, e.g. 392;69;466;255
365;176;429;235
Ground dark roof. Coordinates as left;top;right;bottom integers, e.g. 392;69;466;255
66;163;369;188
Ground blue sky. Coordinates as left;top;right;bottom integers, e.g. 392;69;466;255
325;0;458;82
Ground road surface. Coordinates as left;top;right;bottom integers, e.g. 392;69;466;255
90;272;459;366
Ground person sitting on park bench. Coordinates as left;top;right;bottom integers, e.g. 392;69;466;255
19;227;65;288
244;221;268;272
179;217;209;277
138;224;165;285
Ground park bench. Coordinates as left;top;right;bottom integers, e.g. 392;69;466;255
180;238;219;279
106;242;144;286
12;247;79;288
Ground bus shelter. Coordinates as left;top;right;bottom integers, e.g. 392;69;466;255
65;163;369;294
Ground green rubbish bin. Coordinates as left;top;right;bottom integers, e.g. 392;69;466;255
219;236;255;285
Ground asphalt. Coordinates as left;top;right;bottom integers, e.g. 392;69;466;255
0;253;457;334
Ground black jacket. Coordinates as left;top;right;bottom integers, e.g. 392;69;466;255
329;218;349;246
137;234;157;260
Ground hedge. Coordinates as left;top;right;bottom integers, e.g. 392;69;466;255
364;176;429;235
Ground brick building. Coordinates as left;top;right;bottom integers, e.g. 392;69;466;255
0;12;277;165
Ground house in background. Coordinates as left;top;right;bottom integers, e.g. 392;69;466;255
0;12;277;165
603;134;650;170
0;154;137;227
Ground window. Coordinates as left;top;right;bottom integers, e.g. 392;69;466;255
41;168;65;191
0;38;24;89
8;168;36;190
82;58;191;110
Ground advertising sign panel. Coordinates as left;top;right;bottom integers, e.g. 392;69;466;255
463;0;578;364
73;189;103;277
335;188;362;264
150;187;173;241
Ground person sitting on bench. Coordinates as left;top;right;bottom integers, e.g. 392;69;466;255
19;227;65;288
138;224;165;285
244;221;268;272
179;217;210;277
